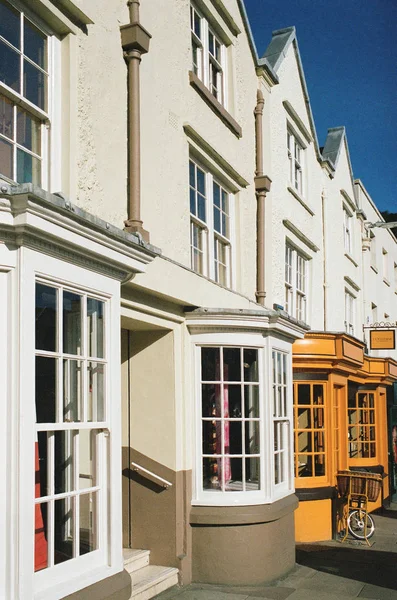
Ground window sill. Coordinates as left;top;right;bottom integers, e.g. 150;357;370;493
189;71;242;138
344;252;358;267
383;277;391;287
370;264;378;274
287;186;314;216
190;493;298;525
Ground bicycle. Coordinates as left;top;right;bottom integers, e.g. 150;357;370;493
346;498;375;540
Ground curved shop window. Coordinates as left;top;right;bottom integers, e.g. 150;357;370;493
193;336;294;505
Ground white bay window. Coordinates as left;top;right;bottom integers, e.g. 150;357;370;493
190;327;294;506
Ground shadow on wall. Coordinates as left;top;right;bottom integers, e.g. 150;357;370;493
296;542;397;590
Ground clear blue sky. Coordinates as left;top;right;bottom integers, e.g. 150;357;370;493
243;0;397;214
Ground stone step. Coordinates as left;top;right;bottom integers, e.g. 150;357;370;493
129;565;179;600
124;548;151;574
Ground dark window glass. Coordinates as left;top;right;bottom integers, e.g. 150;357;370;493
0;94;13;139
201;347;220;381
17;147;41;184
24;18;47;69
0;40;20;91
223;348;241;381
35;356;57;423
24;60;46;110
0;137;13;178
36;283;57;351
63;291;82;355
17;108;41;153
0;0;20;48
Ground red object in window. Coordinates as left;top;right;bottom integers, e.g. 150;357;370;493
35;442;48;572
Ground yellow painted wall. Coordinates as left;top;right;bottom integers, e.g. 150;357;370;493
294;499;332;542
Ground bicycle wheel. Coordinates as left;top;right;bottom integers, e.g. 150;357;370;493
347;509;375;540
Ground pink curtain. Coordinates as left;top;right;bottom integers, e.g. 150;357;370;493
34;441;48;572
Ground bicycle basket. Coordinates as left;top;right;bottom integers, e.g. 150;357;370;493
336;470;382;502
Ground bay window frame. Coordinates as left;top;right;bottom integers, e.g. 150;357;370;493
191;332;294;507
18;249;122;600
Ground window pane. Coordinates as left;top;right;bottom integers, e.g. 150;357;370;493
54;430;74;494
246;457;259;489
202;420;218;454
297;430;311;452
34;501;48;572
297;384;310;405
54;497;74;564
36;432;49;497
203;457;221;490
244;349;258;382
0;137;13;179
229;420;242;454
0;39;20;91
223;348;241;381
87;298;105;359
79;429;96;489
35;356;57;423
198;192;206;221
0;94;13;139
213;182;220;207
225;458;242;490
213;206;221;232
245;421;259;454
63;359;82;422
201;347;220;381
17;147;41;184
24;18;47;69
298;407;311;429
298;454;312;477
36;283;57;351
63;291;82;355
244;385;259;418
87;362;105;422
24;60;47;110
228;385;242;419
190;187;195;214
17;107;41;153
196;167;205;195
80;492;98;554
193;11;201;37
0;0;20;48
202;384;220;417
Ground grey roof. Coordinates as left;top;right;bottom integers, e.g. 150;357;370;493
261;26;296;71
322;126;346;167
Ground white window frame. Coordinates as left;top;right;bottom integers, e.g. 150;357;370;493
189;157;234;288
285;242;308;323
287;128;304;196
343;205;353;254
191;332;294;507
272;349;291;492
190;3;226;106
0;0;61;191
344;290;355;335
382;248;389;282
18;249;122;600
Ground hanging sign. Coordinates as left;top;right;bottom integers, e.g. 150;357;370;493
370;329;396;350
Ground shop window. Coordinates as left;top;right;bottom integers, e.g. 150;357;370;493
272;350;290;486
199;346;260;494
348;390;376;459
35;282;107;574
189;158;232;287
0;0;54;187
293;382;326;479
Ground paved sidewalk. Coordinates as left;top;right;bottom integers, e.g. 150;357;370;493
156;504;397;600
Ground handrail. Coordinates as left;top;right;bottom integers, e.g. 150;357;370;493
131;461;173;489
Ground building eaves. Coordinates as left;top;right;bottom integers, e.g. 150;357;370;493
2;183;161;258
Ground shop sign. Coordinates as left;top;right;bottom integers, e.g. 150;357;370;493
370;329;396;350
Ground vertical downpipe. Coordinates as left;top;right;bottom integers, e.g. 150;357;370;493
254;89;271;305
321;189;327;331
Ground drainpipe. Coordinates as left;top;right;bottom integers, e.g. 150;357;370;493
120;0;151;242
254;89;271;306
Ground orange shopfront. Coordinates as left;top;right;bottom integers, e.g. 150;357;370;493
292;332;397;542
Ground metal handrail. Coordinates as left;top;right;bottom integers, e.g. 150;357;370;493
131;461;172;489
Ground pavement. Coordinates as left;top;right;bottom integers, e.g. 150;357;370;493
156;503;397;600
